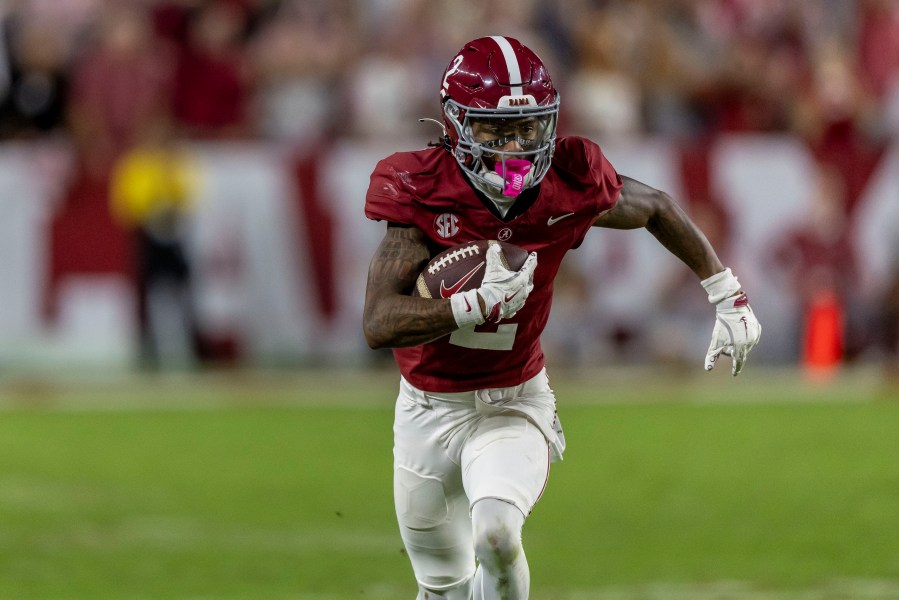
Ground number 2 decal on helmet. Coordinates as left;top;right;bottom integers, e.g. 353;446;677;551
441;55;463;100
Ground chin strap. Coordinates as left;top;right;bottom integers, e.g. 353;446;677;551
493;159;532;197
461;158;536;218
479;159;534;199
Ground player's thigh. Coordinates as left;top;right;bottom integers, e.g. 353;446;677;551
393;382;466;509
393;383;475;590
460;414;550;517
395;471;474;594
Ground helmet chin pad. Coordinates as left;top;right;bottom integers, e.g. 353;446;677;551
493;159;532;197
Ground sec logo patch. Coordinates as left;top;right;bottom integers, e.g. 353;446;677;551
434;213;460;239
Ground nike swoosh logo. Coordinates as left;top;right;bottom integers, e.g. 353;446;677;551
547;213;575;226
439;262;485;299
504;288;522;303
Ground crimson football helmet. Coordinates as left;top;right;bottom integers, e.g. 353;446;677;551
439;36;559;197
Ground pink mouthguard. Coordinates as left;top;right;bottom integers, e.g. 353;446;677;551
494;159;532;197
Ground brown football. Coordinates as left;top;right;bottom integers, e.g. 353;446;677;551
412;240;529;299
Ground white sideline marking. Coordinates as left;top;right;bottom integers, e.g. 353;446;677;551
282;579;899;600
555;579;899;600
0;366;890;412
0;514;399;555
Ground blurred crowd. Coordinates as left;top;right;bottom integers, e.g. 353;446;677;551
4;0;899;146
2;0;899;371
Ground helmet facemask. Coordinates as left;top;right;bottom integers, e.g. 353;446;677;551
443;96;559;201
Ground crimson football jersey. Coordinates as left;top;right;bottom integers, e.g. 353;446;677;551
365;136;622;392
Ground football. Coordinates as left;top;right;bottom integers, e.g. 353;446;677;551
412;240;529;299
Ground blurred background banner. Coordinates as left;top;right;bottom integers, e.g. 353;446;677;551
1;0;899;375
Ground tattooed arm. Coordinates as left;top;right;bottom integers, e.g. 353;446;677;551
593;176;725;279
363;224;459;349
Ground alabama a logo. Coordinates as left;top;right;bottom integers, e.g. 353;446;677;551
497;227;513;241
434;213;460;239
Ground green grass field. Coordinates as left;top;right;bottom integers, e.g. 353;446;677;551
1;367;898;599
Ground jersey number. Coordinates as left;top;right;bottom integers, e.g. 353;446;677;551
449;324;518;351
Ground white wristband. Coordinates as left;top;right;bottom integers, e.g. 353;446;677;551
450;289;485;328
701;267;742;304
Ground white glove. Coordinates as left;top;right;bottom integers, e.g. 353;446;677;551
451;244;537;326
702;268;761;376
704;292;762;376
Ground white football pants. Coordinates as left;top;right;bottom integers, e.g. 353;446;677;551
392;369;563;599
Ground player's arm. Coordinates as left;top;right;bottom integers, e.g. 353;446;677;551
363;224;459;349
363;224;537;349
593;175;761;375
593;176;723;279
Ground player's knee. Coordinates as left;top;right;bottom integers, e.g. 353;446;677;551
471;499;524;568
416;577;473;600
473;523;521;567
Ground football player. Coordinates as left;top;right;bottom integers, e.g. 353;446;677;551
363;36;761;600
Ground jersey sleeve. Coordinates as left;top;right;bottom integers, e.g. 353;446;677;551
554;136;623;217
364;155;416;224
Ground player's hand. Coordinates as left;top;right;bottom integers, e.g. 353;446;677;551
705;293;761;376
477;245;537;323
